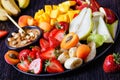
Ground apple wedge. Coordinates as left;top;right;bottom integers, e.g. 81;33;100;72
107;20;118;38
97;16;114;43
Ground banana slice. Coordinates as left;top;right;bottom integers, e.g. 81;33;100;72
85;41;96;62
64;57;83;69
58;51;69;64
18;0;30;9
0;8;8;21
1;0;21;16
69;47;77;57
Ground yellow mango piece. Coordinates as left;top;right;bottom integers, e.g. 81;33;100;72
34;9;44;20
42;13;50;23
45;5;52;15
58;3;70;13
52;5;58;10
50;19;57;26
50;9;60;19
57;14;69;23
38;16;44;23
62;1;76;6
67;10;80;22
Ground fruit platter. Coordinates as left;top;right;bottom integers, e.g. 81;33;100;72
1;0;119;77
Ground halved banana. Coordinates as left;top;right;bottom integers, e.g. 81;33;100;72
57;51;69;64
85;41;96;62
0;8;8;21
69;47;77;57
18;0;30;9
0;1;8;21
1;0;21;16
64;57;83;69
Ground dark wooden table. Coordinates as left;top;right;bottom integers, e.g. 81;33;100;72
0;0;120;80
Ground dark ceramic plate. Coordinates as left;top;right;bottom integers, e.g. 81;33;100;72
11;0;120;77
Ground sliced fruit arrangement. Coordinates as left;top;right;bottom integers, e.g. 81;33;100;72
4;0;119;75
0;0;30;21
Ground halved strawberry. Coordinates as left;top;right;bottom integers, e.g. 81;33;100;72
103;53;120;73
55;21;69;32
53;29;65;42
17;60;30;72
31;46;41;52
39;38;50;52
48;36;60;48
43;32;50;40
28;51;36;60
19;49;31;61
45;58;64;73
29;58;42;74
49;28;59;37
40;48;58;60
0;30;8;38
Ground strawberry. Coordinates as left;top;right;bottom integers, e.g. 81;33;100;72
17;60;30;72
45;58;64;73
48;36;60;48
29;58;42;74
53;29;65;42
40;48;58;60
39;38;50;52
19;49;31;61
28;51;36;60
49;28;59;37
43;32;50;40
0;30;8;38
31;46;41;52
103;53;120;73
35;51;41;58
55;21;69;32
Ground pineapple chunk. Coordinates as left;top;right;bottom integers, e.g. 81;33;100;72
57;14;69;23
45;5;52;15
50;9;60;19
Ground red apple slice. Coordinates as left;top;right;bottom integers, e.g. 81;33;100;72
90;0;100;12
99;7;117;24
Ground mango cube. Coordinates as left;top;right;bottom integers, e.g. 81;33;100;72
52;5;58;10
50;19;57;26
34;9;44;20
42;13;50;23
57;14;69;23
62;1;76;6
45;5;52;15
50;9;60;19
58;3;70;13
67;10;80;22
